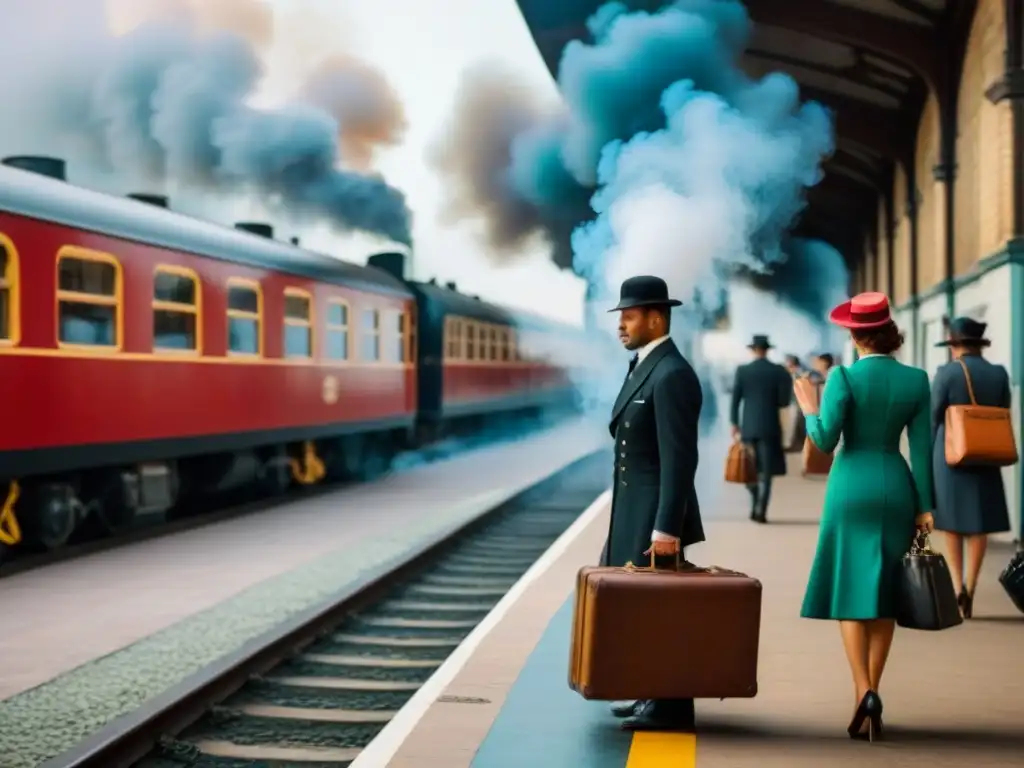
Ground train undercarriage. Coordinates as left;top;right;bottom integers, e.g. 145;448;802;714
0;405;565;563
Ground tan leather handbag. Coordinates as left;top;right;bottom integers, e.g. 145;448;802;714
945;359;1019;467
724;440;757;484
801;380;833;476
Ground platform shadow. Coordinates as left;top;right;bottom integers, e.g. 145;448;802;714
968;614;1024;624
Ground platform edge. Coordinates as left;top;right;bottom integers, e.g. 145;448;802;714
348;487;612;768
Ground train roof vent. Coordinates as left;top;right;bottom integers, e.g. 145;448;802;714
427;277;437;284
2;155;66;181
289;236;300;246
127;193;169;208
235;222;274;238
367;252;406;281
446;281;457;291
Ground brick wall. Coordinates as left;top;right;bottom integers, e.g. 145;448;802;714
955;0;1013;276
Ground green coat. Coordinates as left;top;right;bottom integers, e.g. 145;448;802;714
800;356;934;621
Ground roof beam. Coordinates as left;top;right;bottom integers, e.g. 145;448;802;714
828;148;887;191
744;48;908;103
792;211;865;262
797;85;912;160
890;0;941;25
742;0;941;89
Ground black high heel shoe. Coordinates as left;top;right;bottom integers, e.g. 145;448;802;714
848;690;883;742
960;589;974;619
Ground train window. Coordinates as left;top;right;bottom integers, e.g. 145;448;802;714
488;326;498;360
153;267;200;352
360;307;380;361
0;236;16;344
381;310;403;363
444;317;460;361
227;280;262;356
465;322;477;361
404;310;416;363
56;248;121;349
500;328;511;361
284;289;314;358
325;299;349;360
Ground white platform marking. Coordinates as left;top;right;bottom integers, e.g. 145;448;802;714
348;489;611;768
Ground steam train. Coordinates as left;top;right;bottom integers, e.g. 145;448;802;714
0;155;592;557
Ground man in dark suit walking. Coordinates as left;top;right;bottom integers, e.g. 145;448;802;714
730;336;792;523
604;275;705;732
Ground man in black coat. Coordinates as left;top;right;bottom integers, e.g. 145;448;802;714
604;275;705;732
730;336;792;523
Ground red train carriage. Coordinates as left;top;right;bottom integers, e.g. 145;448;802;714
0;156;417;551
363;254;584;444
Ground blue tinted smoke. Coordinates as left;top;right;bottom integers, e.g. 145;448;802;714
502;0;841;318
65;20;411;244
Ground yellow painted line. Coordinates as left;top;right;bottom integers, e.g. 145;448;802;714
625;732;697;767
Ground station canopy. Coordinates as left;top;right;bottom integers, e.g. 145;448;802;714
516;0;973;263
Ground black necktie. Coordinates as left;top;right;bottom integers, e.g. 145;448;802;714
627;354;639;378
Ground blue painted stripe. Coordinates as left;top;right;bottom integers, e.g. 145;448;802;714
471;597;633;768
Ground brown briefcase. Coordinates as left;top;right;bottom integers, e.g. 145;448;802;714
802;437;833;476
724;440;756;484
569;556;761;701
800;380;833;476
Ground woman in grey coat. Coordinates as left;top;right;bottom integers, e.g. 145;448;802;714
931;318;1012;619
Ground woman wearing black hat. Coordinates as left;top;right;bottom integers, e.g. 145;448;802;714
931;317;1012;619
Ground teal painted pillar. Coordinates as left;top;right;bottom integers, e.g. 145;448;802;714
985;0;1024;540
1011;240;1024;541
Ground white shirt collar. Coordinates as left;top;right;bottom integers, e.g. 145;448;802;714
637;334;670;363
858;353;889;360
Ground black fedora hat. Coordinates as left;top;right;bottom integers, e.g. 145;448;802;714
935;317;991;347
608;275;682;312
747;335;773;350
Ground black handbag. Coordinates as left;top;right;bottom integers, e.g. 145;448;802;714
896;531;963;631
998;549;1024;615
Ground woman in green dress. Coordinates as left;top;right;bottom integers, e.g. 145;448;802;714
793;292;934;743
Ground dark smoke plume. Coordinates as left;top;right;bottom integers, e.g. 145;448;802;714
0;0;412;245
428;65;589;266
299;55;408;172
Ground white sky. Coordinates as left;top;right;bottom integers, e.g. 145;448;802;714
258;0;588;324
2;0;587;325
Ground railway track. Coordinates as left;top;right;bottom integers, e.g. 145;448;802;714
44;450;607;768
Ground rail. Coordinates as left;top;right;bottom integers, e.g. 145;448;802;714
38;450;608;768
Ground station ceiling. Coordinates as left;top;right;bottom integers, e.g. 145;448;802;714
516;0;977;262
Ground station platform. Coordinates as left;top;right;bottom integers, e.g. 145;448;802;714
0;420;606;768
356;455;1024;768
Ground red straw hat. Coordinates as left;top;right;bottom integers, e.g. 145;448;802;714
829;292;892;329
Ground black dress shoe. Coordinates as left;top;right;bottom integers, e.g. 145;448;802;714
610;700;640;718
620;700;696;732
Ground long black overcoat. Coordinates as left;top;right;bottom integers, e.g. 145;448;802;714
931;354;1012;535
729;358;792;476
601;339;706;567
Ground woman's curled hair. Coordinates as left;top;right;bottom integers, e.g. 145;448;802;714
850;320;904;355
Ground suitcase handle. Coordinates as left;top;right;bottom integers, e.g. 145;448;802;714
623;555;741;577
623;552;682;571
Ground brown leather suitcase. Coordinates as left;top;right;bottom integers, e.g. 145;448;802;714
800;382;833;476
802;437;833;476
569;559;761;700
724;440;756;484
